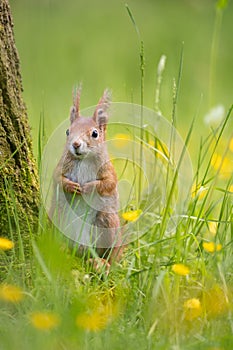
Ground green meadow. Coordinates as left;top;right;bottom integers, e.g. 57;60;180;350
1;0;233;349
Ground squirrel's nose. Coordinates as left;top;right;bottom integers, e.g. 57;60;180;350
72;140;81;149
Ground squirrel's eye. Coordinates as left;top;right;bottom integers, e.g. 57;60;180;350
66;129;70;136
91;129;99;139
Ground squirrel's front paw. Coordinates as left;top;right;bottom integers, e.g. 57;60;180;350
87;258;110;275
63;180;81;194
81;182;96;194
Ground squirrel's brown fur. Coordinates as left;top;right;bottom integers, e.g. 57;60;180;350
50;88;122;265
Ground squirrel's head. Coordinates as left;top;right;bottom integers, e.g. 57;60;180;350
66;87;111;159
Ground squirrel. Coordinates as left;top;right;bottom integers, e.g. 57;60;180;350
50;87;122;266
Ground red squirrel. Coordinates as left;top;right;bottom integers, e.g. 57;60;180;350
51;88;122;265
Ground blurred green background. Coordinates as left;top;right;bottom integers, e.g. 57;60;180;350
10;0;233;155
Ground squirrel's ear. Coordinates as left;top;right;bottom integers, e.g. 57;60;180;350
93;89;111;126
69;106;77;124
70;84;82;123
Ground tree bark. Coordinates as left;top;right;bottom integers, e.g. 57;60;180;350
0;1;39;245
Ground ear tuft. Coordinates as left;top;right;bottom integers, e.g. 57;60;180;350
93;89;111;123
97;109;108;128
70;84;82;123
70;106;77;124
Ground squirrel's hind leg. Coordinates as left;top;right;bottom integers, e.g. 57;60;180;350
95;211;123;264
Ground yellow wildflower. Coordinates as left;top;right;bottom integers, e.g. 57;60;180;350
216;244;222;251
184;298;202;320
0;237;14;251
221;158;232;175
229;185;233;193
204;285;229;317
203;242;222;253
208;222;218;235
76;311;108;331
76;298;118;332
203;241;214;252
113;133;131;148
211;153;222;169
122;209;142;222
211;153;232;178
191;185;208;200
148;140;155;147
30;312;60;331
148;141;170;162
0;284;24;303
229;138;233;152
172;263;190;276
156;143;170;160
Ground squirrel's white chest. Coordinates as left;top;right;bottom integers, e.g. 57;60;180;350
67;158;98;186
63;158;99;228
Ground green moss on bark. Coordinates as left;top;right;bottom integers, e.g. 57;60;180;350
0;0;39;247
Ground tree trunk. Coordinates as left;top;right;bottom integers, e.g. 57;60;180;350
0;1;39;246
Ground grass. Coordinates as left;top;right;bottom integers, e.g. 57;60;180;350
1;1;233;349
1;125;233;349
1;93;233;350
11;0;233;150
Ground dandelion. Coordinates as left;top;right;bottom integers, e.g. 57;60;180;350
191;185;208;200
172;263;190;276
211;153;222;169
216;244;222;251
30;312;60;331
76;311;108;332
204;285;229;317
229;138;233;152
157;144;170;162
0;284;24;303
122;209;142;222
203;241;222;253
147;140;170;163
76;298;118;332
183;298;202;320
208;221;218;235
148;140;155;147
0;237;14;251
219;157;232;176
113;133;131;148
229;185;233;193
211;153;232;178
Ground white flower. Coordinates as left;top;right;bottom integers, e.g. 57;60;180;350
157;55;166;75
204;105;225;126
